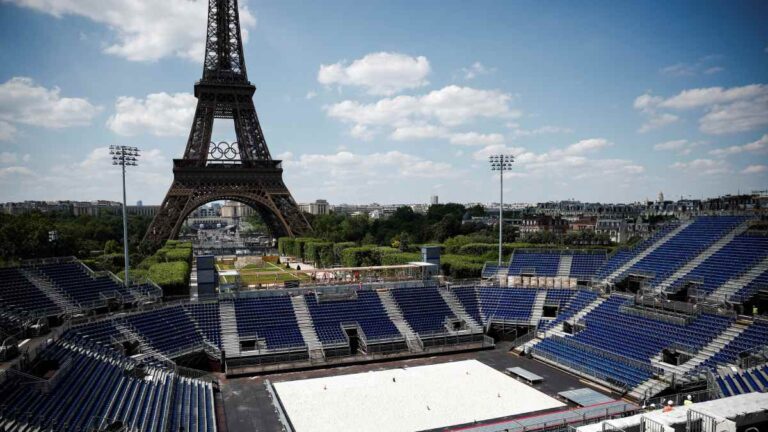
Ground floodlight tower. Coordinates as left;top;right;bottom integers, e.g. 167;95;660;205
110;145;140;288
489;155;515;267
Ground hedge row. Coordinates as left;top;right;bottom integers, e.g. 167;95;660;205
304;241;334;267
130;240;193;292
440;254;485;279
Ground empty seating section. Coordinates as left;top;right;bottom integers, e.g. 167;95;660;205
669;234;768;295
701;320;768;370
234;296;305;349
509;252;560;276
391;286;455;335
568;296;732;361
541;289;598;331
125;306;205;356
170;376;216;432
0;341;215;432
68;320;122;350
0;267;59;314
736;268;768;301
452;286;484;325
535;294;734;388
482;263;506;278
569;253;606;279
716;364;768;397
37;262;133;306
611;216;746;287
185;302;222;349
305;290;401;344
535;337;652;388
596;223;680;280
478;287;537;323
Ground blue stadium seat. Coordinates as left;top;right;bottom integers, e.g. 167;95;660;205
390;286;456;335
305;290;402;344
234;296;305;349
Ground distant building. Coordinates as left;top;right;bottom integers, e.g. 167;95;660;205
430;195;439;205
127;205;159;217
221;201;254;219
72;200;122;217
595;218;650;243
570;216;598;231
520;215;569;236
300;199;330;215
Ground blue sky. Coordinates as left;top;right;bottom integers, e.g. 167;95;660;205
0;0;766;205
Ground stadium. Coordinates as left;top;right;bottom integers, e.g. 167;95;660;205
1;215;768;431
1;1;768;432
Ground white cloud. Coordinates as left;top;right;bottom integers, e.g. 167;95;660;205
305;91;317;100
470;138;639;180
709;134;768;157
659;56;724;77
449;132;505;147
660;63;697;77
277;150;462;203
698;98;768;134
318;52;430;96
390;124;448;141
634;84;768;134
472;144;527;161
0;152;30;164
461;62;495;80
5;0;256;62
742;164;768;174
0;121;17;141
0;77;101;128
564;138;611;154
704;66;724;75
107;92;196;137
0;166;35;178
654;139;702;155
507;124;573;139
349;124;375;141
670;158;730;175
325;85;519;139
0;146;172;202
283;150;455;184
659;84;766;109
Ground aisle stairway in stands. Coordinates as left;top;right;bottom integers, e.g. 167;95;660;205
218;299;241;357
656;221;751;293
603;220;692;284
529;290;547;326
709;256;768;302
542;295;608;338
630;378;669;401
716;364;768;397
557;255;573;278
522;294;607;351
114;321;173;364
18;267;80;315
377;289;423;352
438;288;483;331
651;321;750;376
290;295;325;361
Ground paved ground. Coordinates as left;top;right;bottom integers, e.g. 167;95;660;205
219;342;623;432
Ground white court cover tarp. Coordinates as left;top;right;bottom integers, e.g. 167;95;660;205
274;359;566;432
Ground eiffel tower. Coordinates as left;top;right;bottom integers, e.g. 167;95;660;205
143;0;311;250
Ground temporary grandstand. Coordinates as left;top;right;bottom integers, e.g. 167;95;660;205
1;214;767;431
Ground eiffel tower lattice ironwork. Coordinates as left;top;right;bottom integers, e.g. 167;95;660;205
142;0;311;249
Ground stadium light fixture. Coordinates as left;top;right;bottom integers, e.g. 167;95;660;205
110;145;140;289
489;155;515;268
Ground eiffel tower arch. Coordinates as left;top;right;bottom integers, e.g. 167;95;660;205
142;0;311;250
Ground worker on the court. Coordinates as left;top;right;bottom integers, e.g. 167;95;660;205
663;400;674;413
